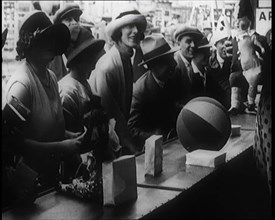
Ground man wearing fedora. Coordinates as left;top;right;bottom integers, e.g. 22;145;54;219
173;25;204;104
89;9;147;154
48;3;83;81
128;34;179;146
188;36;225;103
190;36;211;97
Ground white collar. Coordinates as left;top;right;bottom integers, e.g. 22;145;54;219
179;52;191;67
191;60;204;78
191;60;200;74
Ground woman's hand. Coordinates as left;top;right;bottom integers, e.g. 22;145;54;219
65;126;87;139
61;128;87;156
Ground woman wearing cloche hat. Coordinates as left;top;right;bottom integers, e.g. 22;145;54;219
4;10;86;198
89;8;147;155
58;26;109;178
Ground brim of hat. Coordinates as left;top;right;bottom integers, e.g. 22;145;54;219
35;23;70;55
56;9;82;23
66;39;105;67
106;14;147;39
198;43;212;49
176;31;203;42
213;36;228;45
138;46;180;66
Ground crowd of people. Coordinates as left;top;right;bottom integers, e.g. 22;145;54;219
2;1;271;207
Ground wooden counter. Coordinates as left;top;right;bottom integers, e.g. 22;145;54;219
3;113;269;220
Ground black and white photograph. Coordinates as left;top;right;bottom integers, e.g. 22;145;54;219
2;0;272;219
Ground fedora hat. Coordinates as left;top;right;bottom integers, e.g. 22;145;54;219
197;36;212;49
53;3;82;24
19;10;70;55
65;25;105;68
106;9;147;40
138;33;178;66
173;24;203;42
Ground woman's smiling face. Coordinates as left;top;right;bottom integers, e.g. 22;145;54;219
120;24;141;48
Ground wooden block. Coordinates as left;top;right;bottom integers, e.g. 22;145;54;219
186;149;226;168
231;124;241;137
145;135;163;176
102;155;137;206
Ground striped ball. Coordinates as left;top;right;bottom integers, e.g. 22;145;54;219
176;97;231;152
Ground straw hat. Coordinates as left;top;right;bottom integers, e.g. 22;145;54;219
106;9;147;40
211;15;231;45
138;33;178;66
65;25;105;68
19;10;70;55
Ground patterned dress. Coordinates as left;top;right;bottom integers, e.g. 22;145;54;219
253;48;272;195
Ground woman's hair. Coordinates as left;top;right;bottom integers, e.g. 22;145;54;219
16;28;42;61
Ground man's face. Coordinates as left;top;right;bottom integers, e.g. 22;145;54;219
62;16;80;27
120;24;142;48
216;38;227;59
179;35;196;60
151;53;177;82
194;48;211;67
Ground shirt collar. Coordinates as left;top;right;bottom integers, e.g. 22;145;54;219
191;60;202;75
179;52;191;67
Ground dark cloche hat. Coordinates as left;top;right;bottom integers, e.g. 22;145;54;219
19;10;70;56
65;25;105;68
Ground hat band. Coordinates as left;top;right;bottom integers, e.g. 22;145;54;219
143;43;171;62
116;10;141;19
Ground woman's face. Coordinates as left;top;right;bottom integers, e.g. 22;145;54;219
62;17;80;27
120;24;141;48
29;41;56;64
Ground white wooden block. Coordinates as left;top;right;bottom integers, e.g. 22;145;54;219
102;155;137;206
231;124;241;137
145;135;163;176
186;149;226;168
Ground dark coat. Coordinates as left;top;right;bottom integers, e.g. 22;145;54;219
128;71;180;144
174;50;192;104
208;52;232;109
